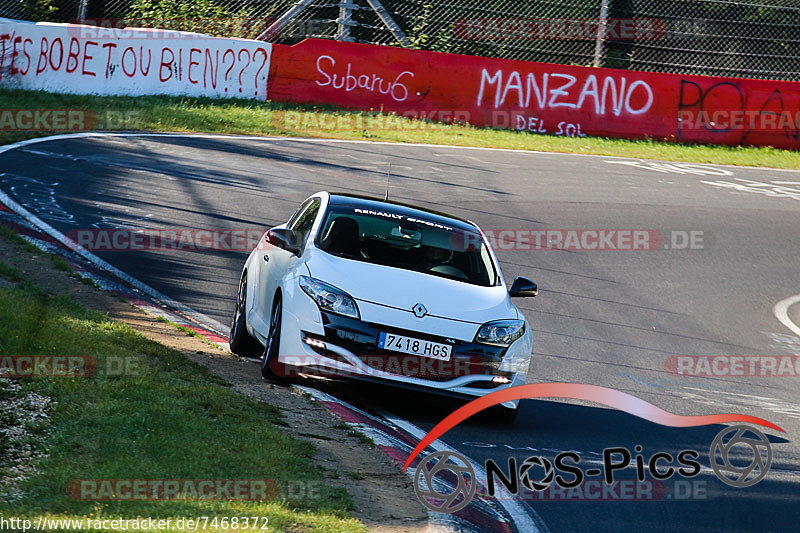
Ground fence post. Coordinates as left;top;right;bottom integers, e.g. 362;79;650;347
337;0;357;42
77;0;89;22
364;0;412;47
593;0;609;67
256;0;318;41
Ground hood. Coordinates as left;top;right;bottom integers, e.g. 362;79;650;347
303;250;517;324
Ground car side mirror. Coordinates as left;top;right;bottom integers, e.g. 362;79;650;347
266;228;301;256
509;276;537;297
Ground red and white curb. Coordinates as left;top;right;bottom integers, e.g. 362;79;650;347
0;190;228;346
296;385;547;533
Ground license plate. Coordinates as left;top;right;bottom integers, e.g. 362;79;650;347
378;332;452;360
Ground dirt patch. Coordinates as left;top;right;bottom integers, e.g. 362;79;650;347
0;235;428;532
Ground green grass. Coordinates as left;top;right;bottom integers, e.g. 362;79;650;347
48;254;100;288
348;431;375;447
157;315;204;339
0;225;42;255
0;274;364;532
2;89;799;168
0;261;25;283
49;255;71;272
155;316;224;349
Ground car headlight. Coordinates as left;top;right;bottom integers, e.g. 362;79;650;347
299;276;360;319
474;319;525;347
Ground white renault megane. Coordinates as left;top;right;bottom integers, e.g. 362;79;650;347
229;192;537;421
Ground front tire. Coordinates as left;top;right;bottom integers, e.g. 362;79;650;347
261;296;287;380
229;272;262;358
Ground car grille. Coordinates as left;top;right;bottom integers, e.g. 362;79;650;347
309;312;513;383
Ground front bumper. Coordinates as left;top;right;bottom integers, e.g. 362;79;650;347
278;309;531;408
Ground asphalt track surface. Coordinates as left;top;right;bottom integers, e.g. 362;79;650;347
2;134;800;532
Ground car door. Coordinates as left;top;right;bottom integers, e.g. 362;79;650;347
250;201;304;310
253;198;321;333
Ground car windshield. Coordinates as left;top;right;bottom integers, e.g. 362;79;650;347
316;205;498;287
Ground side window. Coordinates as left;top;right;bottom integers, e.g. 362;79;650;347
289;198;321;252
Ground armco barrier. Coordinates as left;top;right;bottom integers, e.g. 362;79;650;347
0;20;271;99
268;39;800;149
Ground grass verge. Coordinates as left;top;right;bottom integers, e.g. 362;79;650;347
0;262;363;532
1;89;799;169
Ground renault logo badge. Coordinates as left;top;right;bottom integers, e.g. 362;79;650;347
412;303;427;318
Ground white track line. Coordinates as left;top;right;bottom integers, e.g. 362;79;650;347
0;188;228;333
774;294;800;338
299;385;547;533
376;409;549;533
0;133;228;334
1;130;797;172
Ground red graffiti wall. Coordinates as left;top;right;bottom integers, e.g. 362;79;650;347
268;39;800;149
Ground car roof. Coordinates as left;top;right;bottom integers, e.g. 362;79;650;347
326;193;479;232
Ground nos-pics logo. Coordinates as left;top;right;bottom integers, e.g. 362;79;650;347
710;425;772;488
405;384;782;514
414;451;477;513
414;425;773;513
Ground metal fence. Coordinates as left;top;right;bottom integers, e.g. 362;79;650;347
2;0;799;80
